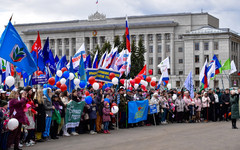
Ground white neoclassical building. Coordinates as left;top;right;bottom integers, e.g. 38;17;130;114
14;12;240;89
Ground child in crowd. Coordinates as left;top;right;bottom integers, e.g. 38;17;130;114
102;101;113;134
25;104;35;146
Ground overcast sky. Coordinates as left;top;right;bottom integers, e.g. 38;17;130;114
0;0;240;34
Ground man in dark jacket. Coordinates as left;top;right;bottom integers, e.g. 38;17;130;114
216;88;223;121
208;89;216;121
222;88;230;121
118;87;127;128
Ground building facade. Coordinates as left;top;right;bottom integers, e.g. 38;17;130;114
14;12;240;89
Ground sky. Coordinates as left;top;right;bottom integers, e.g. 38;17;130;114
0;0;240;34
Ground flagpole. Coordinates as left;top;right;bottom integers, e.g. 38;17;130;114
221;74;225;90
222;70;231;88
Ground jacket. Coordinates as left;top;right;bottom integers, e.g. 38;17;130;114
43;89;53;117
222;93;230;104
9;98;28;124
194;98;202;111
150;97;160;113
175;98;185;112
25;112;35;129
230;94;239;119
119;94;127;112
202;96;210;108
34;100;46;132
88;99;97;120
102;101;111;122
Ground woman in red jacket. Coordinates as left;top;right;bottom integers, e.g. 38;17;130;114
7;90;28;150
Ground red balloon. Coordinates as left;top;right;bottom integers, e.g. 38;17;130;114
109;73;115;80
60;84;67;92
120;79;125;85
61;67;67;73
88;77;95;85
130;80;135;86
99;82;103;89
141;85;146;90
38;71;43;76
128;87;133;91
56;81;61;88
48;77;55;86
146;76;151;83
151;81;156;87
148;69;153;75
85;91;89;96
139;75;144;80
111;103;117;107
135;77;141;84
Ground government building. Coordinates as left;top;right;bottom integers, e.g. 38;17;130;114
14;12;240;89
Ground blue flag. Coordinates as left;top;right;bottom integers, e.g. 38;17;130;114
184;71;194;98
56;55;68;70
68;57;75;92
48;49;56;75
42;38;50;65
55;55;59;66
78;54;87;83
37;50;45;72
128;100;149;123
0;21;37;75
84;54;92;69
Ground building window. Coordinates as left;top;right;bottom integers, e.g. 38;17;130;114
157;34;162;41
158;45;162;53
179;59;183;63
66;49;69;55
149;45;153;53
178;47;183;52
100;37;105;43
195;42;199;50
214;42;219;50
195;81;200;87
165;33;170;40
139;35;144;41
148;35;153;41
166;45;170;52
131;35;136;41
195;67;200;75
149;57;153;65
85;37;90;44
66;39;69;45
214;80;219;88
176;81;180;87
178;35;183;39
179;71;183;75
59;49;62;56
195;55;199;63
93;37;97;44
158;57;162;64
204;55;209;62
204;42;209;50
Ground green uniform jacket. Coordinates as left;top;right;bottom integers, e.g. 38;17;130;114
119;94;126;112
230;94;239;119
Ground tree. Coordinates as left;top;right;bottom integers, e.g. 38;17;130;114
114;36;121;48
118;34;126;53
136;37;145;74
130;40;138;78
101;41;112;54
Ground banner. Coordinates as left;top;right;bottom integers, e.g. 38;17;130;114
149;104;158;114
86;68;120;83
65;101;85;128
128;100;149;123
32;75;47;85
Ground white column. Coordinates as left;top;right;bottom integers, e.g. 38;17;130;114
136;35;139;46
55;39;59;56
170;33;175;75
209;40;214;60
144;34;149;75
69;38;73;59
62;38;65;56
90;37;93;53
161;33;166;60
153;34;158;76
97;36;101;48
200;41;204;67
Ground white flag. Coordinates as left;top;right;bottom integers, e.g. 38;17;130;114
158;57;170;72
229;60;237;75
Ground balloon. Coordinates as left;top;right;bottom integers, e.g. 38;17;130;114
88;77;95;85
150;81;156;87
99;82;103;89
5;76;15;87
135;77;141;84
69;73;74;80
130;80;135;86
111;103;117;107
85;91;89;96
85;96;92;105
146;76;151;82
148;69;153;75
120;79;125;85
43;84;48;88
134;84;139;89
60;78;66;84
60;84;67;92
167;83;172;89
104;98;110;103
61;67;67;73
141;85;146;90
129;87;133;91
142;81;148;87
7;118;19;131
80;81;86;88
140;80;144;85
56;70;63;77
172;94;177;100
112;77;119;85
139;75;144;80
93;82;99;90
38;71;43;76
16;67;21;73
56;81;61;88
63;71;70;79
48;77;55;86
109;73;115;80
74;79;80;85
111;106;119;114
152;77;157;82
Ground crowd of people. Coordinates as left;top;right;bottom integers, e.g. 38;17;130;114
0;86;239;150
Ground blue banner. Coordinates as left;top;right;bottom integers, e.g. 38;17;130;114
128;100;149;123
32;75;47;85
87;68;120;83
149;104;158;114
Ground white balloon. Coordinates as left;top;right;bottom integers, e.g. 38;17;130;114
152;77;157;82
167;83;172;89
69;73;74;80
56;70;63;77
112;77;119;85
93;82;99;90
60;78;66;84
172;94;177;100
5;76;15;87
143;81;148;87
134;84;139;89
111;106;119;114
140;80;145;85
74;79;80;85
7;118;19;131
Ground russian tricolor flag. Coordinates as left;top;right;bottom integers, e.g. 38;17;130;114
212;55;222;75
125;16;131;52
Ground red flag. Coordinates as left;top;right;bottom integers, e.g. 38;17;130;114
137;65;146;76
31;31;42;58
11;64;14;76
125;16;131;52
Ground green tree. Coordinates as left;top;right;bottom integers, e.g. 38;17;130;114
119;34;126;53
136;38;145;73
114;36;121;48
130;40;138;78
101;41;112;54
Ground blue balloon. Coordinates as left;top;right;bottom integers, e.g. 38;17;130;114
104;98;110;103
85;96;92;105
43;84;48;88
16;67;22;73
80;81;86;88
63;71;70;79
